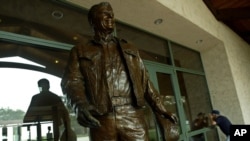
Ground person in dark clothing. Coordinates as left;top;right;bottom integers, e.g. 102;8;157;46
28;79;64;107
25;78;76;141
209;110;232;141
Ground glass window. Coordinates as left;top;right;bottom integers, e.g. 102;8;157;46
176;71;218;139
0;41;69;77
0;0;91;45
177;72;211;125
156;72;178;116
0;40;90;140
171;42;204;71
144;70;181;140
116;23;171;65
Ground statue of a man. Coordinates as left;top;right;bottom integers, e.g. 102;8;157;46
61;2;177;141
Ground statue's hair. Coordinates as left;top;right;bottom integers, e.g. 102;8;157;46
88;2;112;26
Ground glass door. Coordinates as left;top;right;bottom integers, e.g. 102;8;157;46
144;60;219;141
144;60;186;141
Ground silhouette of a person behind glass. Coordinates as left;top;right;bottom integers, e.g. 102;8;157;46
46;126;53;141
26;78;76;141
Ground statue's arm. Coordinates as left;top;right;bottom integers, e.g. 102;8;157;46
61;46;101;128
141;61;177;123
61;46;88;111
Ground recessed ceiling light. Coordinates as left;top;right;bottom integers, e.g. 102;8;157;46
51;10;63;20
196;39;203;44
54;60;59;64
154;18;163;25
73;36;78;40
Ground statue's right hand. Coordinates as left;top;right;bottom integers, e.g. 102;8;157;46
76;107;101;128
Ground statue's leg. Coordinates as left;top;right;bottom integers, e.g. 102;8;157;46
89;105;149;141
115;105;149;141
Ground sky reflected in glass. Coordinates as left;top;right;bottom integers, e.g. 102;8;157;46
0;57;63;111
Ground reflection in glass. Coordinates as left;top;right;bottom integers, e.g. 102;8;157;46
176;72;211;123
156;73;176;113
171;42;203;71
144;105;158;140
156;72;181;134
0;1;91;45
116;23;171;65
144;72;181;140
176;71;218;139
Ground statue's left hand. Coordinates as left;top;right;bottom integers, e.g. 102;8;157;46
169;113;178;124
162;112;178;124
76;106;101;128
155;102;178;124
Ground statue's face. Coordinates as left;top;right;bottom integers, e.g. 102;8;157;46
93;5;115;33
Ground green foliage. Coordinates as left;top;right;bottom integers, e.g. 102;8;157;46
0;107;25;121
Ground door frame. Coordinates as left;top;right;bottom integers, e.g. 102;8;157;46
144;60;187;141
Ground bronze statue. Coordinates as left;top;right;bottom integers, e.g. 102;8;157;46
61;2;178;141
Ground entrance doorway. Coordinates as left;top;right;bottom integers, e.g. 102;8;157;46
144;60;182;141
144;60;219;141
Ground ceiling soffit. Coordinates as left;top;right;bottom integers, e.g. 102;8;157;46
203;0;250;44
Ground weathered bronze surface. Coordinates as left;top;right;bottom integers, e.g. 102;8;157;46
61;2;178;141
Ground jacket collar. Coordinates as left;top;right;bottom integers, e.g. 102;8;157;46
92;34;117;46
117;38;138;57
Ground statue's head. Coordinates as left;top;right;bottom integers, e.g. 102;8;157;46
88;2;115;34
